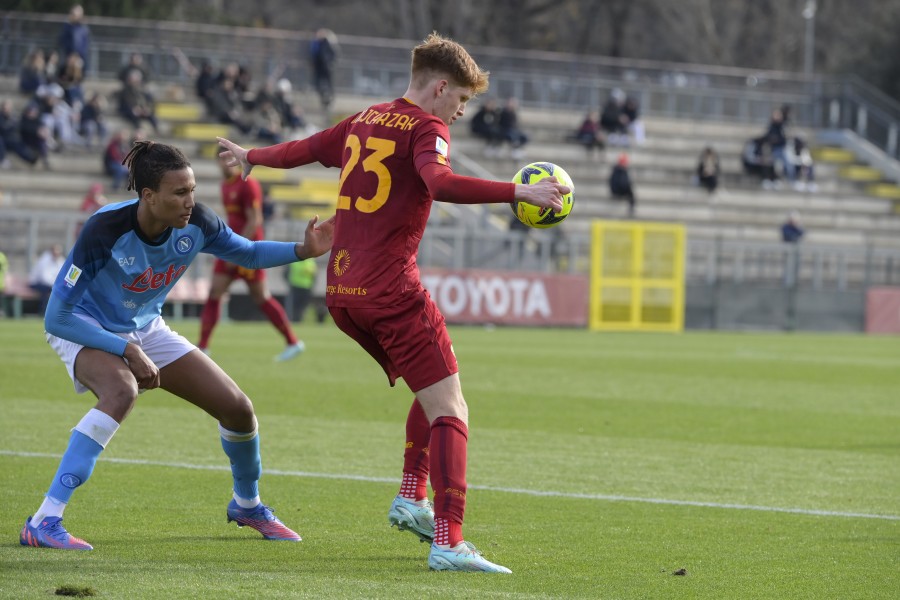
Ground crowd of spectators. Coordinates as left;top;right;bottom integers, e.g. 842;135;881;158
742;105;817;192
469;96;529;159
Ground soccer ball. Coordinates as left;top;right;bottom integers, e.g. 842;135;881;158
510;162;574;228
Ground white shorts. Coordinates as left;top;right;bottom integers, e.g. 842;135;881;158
46;314;196;394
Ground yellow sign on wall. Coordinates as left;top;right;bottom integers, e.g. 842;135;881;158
589;220;685;331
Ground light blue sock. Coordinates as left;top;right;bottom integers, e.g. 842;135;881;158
219;425;261;502
47;430;103;504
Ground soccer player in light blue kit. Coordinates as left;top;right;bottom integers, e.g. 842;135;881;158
19;141;334;550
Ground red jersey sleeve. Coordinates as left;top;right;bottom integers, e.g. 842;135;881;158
420;163;515;204
411;119;514;204
247;116;355;169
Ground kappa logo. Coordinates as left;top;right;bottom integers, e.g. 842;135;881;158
64;265;82;287
122;264;187;292
175;235;194;255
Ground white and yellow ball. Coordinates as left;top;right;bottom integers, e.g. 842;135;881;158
510;162;574;229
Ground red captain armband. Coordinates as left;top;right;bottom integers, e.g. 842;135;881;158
248;138;316;169
420;162;515;205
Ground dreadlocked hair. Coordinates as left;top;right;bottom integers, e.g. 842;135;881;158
123;140;191;195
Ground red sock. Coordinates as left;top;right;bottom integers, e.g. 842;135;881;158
434;517;463;547
259;297;298;345
399;399;430;500
198;298;220;349
429;416;468;545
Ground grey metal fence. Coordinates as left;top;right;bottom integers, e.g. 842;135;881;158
2;11;899;158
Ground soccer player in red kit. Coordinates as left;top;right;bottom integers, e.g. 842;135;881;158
197;153;305;361
217;33;568;572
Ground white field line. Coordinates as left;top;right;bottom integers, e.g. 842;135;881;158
3;450;898;522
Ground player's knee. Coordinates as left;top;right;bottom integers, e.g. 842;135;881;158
95;381;138;421
220;393;256;431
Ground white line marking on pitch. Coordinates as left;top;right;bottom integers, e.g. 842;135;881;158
3;450;897;521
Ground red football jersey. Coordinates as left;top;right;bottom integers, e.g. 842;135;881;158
310;98;452;308
220;174;264;241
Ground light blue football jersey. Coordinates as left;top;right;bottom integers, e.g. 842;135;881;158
53;199;295;333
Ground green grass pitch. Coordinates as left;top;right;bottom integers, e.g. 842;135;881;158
0;318;897;599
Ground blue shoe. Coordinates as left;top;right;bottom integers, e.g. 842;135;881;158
226;500;301;541
388;495;434;542
428;541;511;573
275;341;305;362
20;516;93;550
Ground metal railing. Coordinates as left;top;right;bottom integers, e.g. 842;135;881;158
3;208;899;293
2;11;899;159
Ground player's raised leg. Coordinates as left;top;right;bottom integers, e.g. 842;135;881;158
160;350;300;541
388;397;434;542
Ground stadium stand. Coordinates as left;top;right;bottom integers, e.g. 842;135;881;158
1;16;899;325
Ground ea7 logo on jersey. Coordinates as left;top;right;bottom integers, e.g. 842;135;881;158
435;136;448;157
64;265;82;287
122;264;187;292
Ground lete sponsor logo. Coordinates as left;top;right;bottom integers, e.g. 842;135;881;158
122;264;187;292
421;269;589;326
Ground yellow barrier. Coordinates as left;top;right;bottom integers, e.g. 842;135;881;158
156;102;203;121
172;123;231;140
589;220;685;332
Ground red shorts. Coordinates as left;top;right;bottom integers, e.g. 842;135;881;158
213;259;266;283
329;290;458;393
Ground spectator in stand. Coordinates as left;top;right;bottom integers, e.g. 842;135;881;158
118;53;149;87
77;183;108;236
498;97;528;160
57;52;86;109
623;94;646;145
0;100;39;167
252;98;285;145
764;107;794;183
272;78;310;135
696;146;720;194
781;211;805;243
574;110;605;156
29;244;65;315
58;5;91;73
44;51;61;84
118;70;159;132
37;82;85;150
195;60;217;109
79;92;107;149
600;88;629;145
206;76;252;135
742;135;777;188
789;137;817;192
80;182;108;215
609;153;636;218
309;28;338;115
19;49;47;96
103;129;131;190
19;102;52;169
470;98;502;155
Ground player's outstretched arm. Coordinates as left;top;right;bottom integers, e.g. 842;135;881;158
296;215;335;260
216;136;253;180
514;177;568;213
